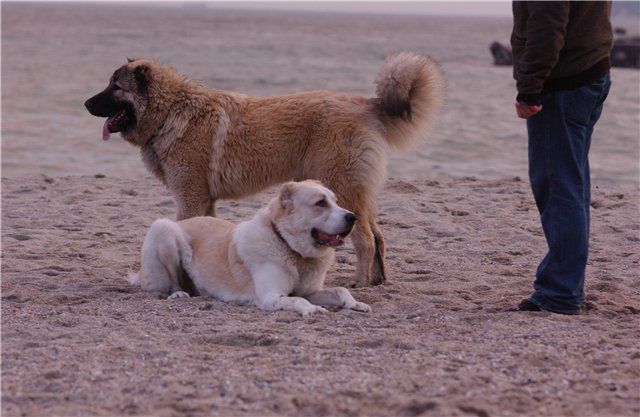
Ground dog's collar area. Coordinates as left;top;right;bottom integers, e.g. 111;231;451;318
271;222;303;258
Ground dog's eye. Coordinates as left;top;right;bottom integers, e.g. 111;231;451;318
315;199;327;208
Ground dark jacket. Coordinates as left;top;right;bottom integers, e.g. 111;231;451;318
511;1;613;105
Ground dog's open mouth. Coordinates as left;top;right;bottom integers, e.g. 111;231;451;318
311;228;351;247
102;106;135;141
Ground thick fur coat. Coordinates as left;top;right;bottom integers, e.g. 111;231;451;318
129;181;370;316
85;52;445;285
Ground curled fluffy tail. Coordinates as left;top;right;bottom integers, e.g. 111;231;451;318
374;52;445;150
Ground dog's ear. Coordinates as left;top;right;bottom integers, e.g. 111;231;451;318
133;64;150;95
279;182;297;213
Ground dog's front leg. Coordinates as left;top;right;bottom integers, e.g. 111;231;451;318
175;193;215;220
206;200;217;217
260;294;329;317
306;287;371;312
168;174;215;220
252;264;328;316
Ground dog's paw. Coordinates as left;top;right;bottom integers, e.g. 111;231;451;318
350;278;370;288
301;305;329;317
349;301;372;313
167;291;190;300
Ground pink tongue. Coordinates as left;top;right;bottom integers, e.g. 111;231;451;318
317;231;345;247
102;118;112;141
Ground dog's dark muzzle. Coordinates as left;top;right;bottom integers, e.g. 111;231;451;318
84;90;118;117
85;87;136;140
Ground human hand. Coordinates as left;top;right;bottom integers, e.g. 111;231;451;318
515;102;542;119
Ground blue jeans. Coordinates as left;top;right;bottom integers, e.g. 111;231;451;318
526;74;611;314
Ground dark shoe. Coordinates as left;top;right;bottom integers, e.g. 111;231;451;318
515;299;542;312
511;299;580;315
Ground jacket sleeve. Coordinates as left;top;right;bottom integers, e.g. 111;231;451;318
515;2;570;105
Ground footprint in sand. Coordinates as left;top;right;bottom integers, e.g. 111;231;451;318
2;294;21;302
120;189;139;196
38;265;73;273
8;234;31;241
406;269;433;275
393;222;414;229
490;256;512;266
458;404;490;417
386;181;422;194
401;401;438;416
156;199;174;207
354;338;385;349
16;254;43;260
195;333;280;348
54;224;83;232
592;282;620;293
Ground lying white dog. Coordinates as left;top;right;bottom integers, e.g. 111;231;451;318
129;180;371;316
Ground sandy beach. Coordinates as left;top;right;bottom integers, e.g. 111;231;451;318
2;3;640;417
2;175;639;416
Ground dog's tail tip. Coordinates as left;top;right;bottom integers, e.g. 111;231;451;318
374;52;445;149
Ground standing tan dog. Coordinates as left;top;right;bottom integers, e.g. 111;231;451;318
84;52;444;286
129;180;371;316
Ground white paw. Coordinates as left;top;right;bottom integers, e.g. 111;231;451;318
348;301;372;313
167;291;190;300
301;305;329;317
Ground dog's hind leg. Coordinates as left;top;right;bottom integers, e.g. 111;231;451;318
324;181;383;287
370;220;387;285
138;219;193;297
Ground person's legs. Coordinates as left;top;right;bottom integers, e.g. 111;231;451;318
523;75;611;314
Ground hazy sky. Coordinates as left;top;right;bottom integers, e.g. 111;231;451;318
28;0;512;17
10;1;640;18
206;1;513;17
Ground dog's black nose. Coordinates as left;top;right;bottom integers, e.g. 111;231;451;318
345;213;357;226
